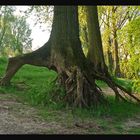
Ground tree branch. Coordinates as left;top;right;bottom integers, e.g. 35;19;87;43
117;11;129;29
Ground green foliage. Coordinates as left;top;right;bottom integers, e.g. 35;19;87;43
25;6;53;32
78;6;89;56
0;57;8;77
112;77;140;93
0;56;8;64
118;16;140;79
113;77;133;92
95;80;108;88
72;96;140;120
10;16;32;55
132;80;140;93
26;81;66;107
99;6;140;78
0;6;32;57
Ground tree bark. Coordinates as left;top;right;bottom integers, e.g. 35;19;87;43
106;37;114;74
86;6;107;73
111;6;121;77
112;30;121;77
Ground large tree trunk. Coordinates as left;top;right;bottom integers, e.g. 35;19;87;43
86;6;107;73
85;6;120;101
0;6;140;107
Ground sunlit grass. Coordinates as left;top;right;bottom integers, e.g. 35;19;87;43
0;57;140;121
113;77;140;94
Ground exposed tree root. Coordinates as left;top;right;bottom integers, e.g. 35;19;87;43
1;52;140;107
60;68;108;108
1;51;140;107
114;82;140;103
94;71;140;104
0;42;51;86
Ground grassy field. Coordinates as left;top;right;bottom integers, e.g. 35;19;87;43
0;57;140;134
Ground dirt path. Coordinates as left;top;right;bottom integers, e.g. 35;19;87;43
0;93;58;134
0;93;101;134
0;90;140;134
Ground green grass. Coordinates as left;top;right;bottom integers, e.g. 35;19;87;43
96;77;140;94
114;77;133;92
127;128;140;134
2;58;70;111
70;96;140;121
0;58;140;120
113;77;140;93
95;80;108;88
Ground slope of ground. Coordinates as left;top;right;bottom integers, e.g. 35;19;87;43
0;91;140;134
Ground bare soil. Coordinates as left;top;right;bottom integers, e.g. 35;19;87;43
0;87;140;134
0;93;101;134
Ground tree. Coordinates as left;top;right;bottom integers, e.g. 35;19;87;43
0;6;32;56
78;6;89;56
86;6;107;73
85;6;120;101
96;6;114;74
0;6;15;55
0;6;140;107
99;6;140;77
25;6;53;32
118;16;140;79
10;16;32;55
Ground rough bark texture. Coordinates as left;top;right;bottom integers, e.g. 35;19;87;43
86;6;107;73
112;30;121;77
112;6;121;77
106;38;114;74
0;6;140;107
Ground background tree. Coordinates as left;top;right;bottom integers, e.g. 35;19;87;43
78;6;89;56
0;6;32;57
10;16;32;55
99;6;114;74
25;6;53;32
85;6;107;73
99;6;140;77
118;16;140;79
0;6;15;55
